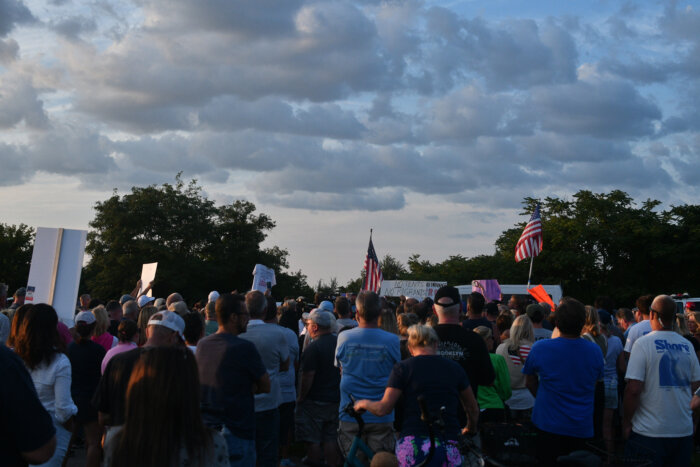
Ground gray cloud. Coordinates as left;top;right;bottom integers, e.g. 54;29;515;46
0;0;34;37
258;188;406;212
0;74;49;129
51;15;97;40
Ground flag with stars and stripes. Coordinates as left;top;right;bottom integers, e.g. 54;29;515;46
515;205;543;263
362;237;383;293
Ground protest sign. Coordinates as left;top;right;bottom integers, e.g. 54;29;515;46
26;227;87;326
140;262;158;297
472;279;502;302
252;264;276;292
380;280;447;300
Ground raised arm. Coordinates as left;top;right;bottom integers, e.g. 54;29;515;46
354;387;402;418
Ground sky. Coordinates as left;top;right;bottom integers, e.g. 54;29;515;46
1;0;699;287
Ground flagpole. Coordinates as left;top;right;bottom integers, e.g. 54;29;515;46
527;256;534;289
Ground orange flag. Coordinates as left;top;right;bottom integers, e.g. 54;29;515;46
528;284;555;309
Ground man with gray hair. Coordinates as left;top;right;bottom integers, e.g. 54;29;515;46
335;291;400;458
240;290;290;467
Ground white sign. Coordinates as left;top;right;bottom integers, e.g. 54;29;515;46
252;264;276;292
26;227;87;326
379;280;447;300
140;262;158;297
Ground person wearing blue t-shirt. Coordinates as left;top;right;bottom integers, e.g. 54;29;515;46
523;298;604;466
335;291;401;459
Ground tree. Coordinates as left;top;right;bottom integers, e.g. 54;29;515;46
83;176;309;302
0;223;34;292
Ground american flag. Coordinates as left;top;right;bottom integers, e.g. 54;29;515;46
515;204;543;263
362;237;383;293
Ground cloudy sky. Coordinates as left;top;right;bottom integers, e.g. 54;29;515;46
1;0;699;286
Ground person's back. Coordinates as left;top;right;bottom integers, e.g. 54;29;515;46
0;345;57;466
239;321;288;410
435;324;494;398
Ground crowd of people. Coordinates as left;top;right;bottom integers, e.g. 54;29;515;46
1;282;700;467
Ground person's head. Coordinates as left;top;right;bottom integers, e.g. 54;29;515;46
407;324;439;354
207;291;220;304
556;298;587;337
105;300;122;321
278;307;298;336
117;319;139;344
264;296;278;322
183;312;204;346
636;294;654;317
306;309;333;339
397;313;419;337
496;312;513;336
122;300;139;321
615;308;635;330
113;346;210;467
74;310;97;340
356;291;381;324
119;294;134;306
216;293;248;334
137;295;155;309
594;296;614;313
13;287;26;306
582;305;601;337
467;292;485;316
525;303;545;325
245;290;267;320
136;305;158;344
473;325;494;352
378;309;399;334
79;293;91;310
146;311;185;346
689;312;700;334
508;315;534;350
335;296;351;318
7;303;32;348
166;292;183;308
433;286;461;324
676;313;690;336
167;301;189;317
485;302;499;319
15;303;62;370
91;305;110;336
650;294;676;331
508;295;522;313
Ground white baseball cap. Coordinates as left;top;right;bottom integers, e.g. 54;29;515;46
74;311;96;325
147;311;185;340
208;291;220;303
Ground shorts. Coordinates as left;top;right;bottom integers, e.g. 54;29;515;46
338;420;396;459
295;399;339;444
604;380;618;410
395;436;461;467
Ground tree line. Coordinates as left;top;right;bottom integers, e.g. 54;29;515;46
1;181;698;306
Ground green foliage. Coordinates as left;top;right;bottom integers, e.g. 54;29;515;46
0;223;35;292
83;176;310;302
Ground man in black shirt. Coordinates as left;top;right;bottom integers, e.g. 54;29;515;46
296;310;341;466
433;286;495;400
0;346;56;466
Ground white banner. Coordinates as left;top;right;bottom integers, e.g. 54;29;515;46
379;280;447;300
26;227;87;326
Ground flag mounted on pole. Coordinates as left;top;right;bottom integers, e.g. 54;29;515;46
515;204;543;263
362;230;383;293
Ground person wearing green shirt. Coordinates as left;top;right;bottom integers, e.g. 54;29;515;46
474;326;511;424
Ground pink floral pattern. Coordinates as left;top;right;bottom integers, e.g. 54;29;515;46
395;436;462;467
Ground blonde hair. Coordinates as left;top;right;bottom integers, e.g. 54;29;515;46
137;305;158;346
407;324;439;349
91;305;109;336
582;305;601;337
508;315;534;352
378;309;399;335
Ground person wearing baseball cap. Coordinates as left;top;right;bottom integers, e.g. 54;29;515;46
137;295;156;309
93;311;185;428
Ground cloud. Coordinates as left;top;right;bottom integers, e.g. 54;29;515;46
258;188;406;211
50;15;97;40
0;73;49;129
0;0;34;37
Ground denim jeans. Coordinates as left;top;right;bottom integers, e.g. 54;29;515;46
221;426;256;467
624;432;693;467
255;408;280;467
33;421;71;467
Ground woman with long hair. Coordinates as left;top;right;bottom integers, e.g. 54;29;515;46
378;308;400;335
354;325;479;467
90;305;117;352
7;303;32;348
496;314;535;421
67;311;106;467
104;346;228;467
582;306;607;356
15;303;78;467
136;305;158;346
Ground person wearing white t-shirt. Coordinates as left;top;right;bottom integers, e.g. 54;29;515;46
622;295;654;373
623;295;700;466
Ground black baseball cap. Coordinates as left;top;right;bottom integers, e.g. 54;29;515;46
434;286;460;307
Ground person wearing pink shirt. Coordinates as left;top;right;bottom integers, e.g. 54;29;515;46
101;320;139;374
